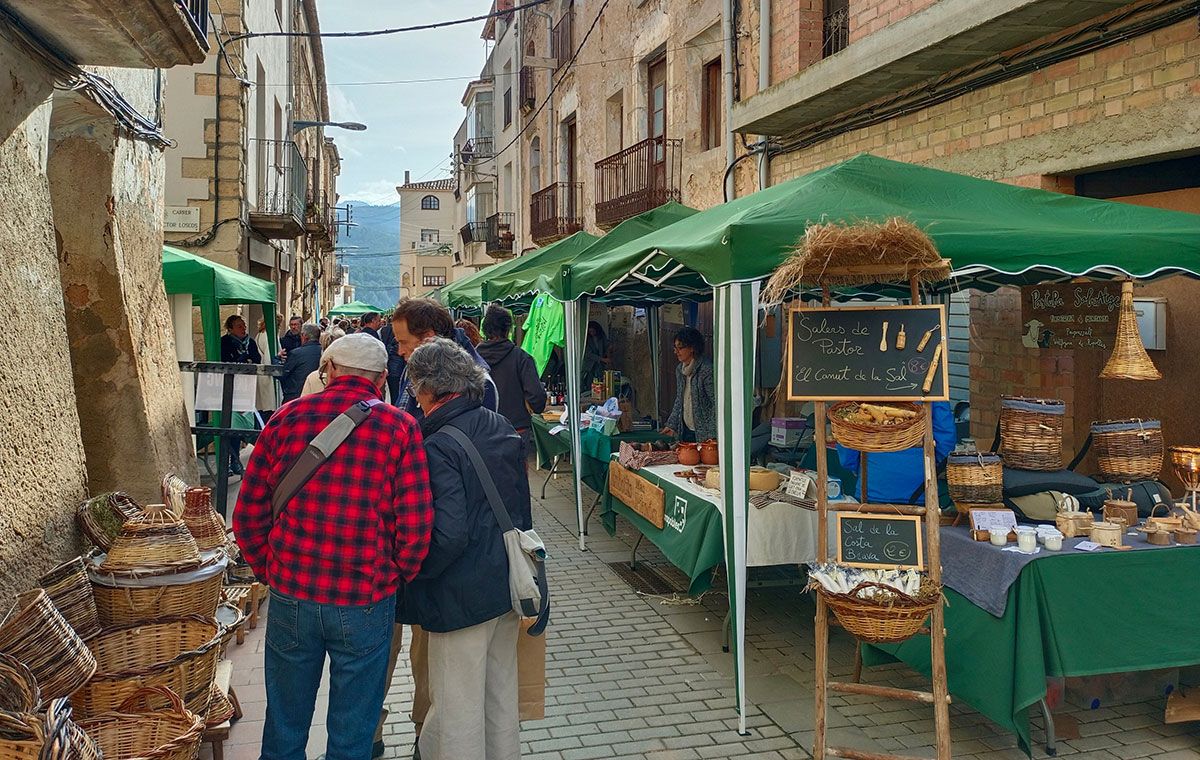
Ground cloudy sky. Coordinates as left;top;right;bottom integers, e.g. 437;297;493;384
316;0;491;205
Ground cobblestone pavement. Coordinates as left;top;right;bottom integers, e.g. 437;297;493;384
206;470;1200;760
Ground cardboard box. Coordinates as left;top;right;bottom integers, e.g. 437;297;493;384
771;417;807;446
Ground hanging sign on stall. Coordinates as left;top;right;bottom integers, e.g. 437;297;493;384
608;460;665;529
836;512;925;569
786;305;949;401
1019;282;1121;350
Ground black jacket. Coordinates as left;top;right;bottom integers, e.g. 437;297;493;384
477;339;547;431
378;323;406;404
221;334;261;364
280;331;302;354
362;326;382;343
400;397;531;633
278;341;321;402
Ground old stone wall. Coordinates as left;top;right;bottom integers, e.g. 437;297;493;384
0;41;89;598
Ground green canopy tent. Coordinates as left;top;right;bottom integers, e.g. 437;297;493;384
543;154;1200;735
162;245;278;360
328;299;388;317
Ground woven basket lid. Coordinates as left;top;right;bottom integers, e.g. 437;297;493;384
98;504;202;573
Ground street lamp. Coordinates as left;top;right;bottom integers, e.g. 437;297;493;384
292;120;367;133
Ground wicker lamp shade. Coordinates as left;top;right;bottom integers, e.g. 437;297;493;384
1100;280;1161;381
98;504;202;573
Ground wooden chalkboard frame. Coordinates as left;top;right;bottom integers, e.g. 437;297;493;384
835;511;926;570
785;304;950;402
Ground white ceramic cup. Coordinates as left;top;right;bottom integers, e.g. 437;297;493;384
1016;527;1037;553
1044;533;1063;551
989;527;1009;546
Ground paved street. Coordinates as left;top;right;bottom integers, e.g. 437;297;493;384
207;471;1200;760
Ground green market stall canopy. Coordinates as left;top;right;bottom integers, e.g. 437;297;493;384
327;300;388;317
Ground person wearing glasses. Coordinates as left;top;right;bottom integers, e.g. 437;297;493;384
660;327;716;443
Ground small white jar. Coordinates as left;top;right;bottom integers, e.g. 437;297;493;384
1016;527;1037;553
1044;532;1064;551
989;527;1009;546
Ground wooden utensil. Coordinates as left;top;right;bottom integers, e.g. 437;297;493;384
880;322;889;352
923;343;943;393
895;325;907;350
916;324;940;352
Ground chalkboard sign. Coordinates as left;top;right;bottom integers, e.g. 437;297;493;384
836;512;925;570
786;305;949;401
1019;282;1121;350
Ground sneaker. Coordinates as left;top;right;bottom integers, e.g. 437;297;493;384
372;740;385;759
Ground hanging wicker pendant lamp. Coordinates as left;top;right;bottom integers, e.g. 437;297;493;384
1099;280;1161;381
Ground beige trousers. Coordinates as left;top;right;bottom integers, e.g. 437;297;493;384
374;624;430;743
418;613;521;760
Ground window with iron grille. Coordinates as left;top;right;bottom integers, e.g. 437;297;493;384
421;195;440;210
701;58;722;151
420;229;440;243
823;0;849;58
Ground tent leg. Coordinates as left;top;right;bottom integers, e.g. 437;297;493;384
629;533;644;570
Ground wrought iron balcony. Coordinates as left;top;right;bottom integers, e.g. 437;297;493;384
485;212;516;259
530;182;583;245
305;190;337;247
823;5;849;57
460;221;487;245
422;275;448;288
461;137;495;162
594;136;683;229
249;139;308;239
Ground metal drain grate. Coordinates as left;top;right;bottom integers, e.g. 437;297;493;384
606;562;684;596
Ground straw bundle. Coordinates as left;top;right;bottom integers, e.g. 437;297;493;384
763;218;950;303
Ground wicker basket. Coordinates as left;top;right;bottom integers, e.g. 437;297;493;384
828;402;925;453
1091;418;1163;482
76;686;204;760
1000;396;1065;471
946;452;1003;504
0;652;40;713
0;709;45;760
0;590;96;700
181;487;230;552
162;474;190;518
1100;280;1162;381
75;492;142;552
817;581;941;644
70;615;221;720
205;683;235;727
99;504;203;574
38;557;100;641
42;697;101;760
89;550;228;628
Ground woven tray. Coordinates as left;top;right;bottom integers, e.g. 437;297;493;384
828;402;925;453
0;589;96;700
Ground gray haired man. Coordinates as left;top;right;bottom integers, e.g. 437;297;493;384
278;323;323;403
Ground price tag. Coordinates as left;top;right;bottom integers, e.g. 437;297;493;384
1075;541;1102;552
787;471;813;499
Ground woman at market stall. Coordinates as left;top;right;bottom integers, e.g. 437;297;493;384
581;320;610;392
219;314;261;475
661;327;716;443
401;337;528;760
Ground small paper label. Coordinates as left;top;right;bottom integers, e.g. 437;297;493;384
548;425;567;435
1075;541;1102;552
787;472;813;499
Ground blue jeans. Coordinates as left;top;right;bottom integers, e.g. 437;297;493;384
261;589;395;760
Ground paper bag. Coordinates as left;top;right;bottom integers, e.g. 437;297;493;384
618;400;634;433
518;618;546;721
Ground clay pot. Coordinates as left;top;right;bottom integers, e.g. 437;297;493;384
699;439;719;465
677;445;701;466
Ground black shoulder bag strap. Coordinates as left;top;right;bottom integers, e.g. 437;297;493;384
271;398;383;521
441;424;550;635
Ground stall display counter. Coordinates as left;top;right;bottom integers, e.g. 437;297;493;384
530;415;670;501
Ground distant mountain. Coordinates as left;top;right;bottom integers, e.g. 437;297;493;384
338;202;400;308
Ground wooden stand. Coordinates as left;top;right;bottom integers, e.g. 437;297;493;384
812;283;952;760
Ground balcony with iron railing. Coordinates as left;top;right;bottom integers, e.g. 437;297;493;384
530;182;583;245
461;137;495;161
422;275;448;288
460;221;488;245
551;12;573;69
305;190;338;247
249;138;308;239
485;212;516;259
823;5;849;57
594;136;683;228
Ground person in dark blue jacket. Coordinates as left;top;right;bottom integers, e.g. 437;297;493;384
837;401;957;504
276;324;322;403
401;337;528;760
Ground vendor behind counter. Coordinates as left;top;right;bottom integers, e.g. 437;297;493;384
837;402;956;504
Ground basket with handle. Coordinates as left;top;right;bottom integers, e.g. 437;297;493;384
1000;396;1065;471
828;402;925;453
89;550;228;627
946;452;1003;504
814;580;941;644
1091;418;1163;482
75;492;142;552
0;589;96;700
41;697;101;760
0;652;40;713
38;556;100;641
69;615;221;720
75;686;205;760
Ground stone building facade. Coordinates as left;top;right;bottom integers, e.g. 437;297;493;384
0;2;205;597
397;177;457;298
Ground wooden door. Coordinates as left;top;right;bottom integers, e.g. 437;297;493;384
647;56;667;196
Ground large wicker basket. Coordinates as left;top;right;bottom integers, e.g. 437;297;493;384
39;557;100;641
0;589;96;700
1091;418;1163;482
0;652;40;713
0;709;44;760
817;581;941;644
70;615;222;720
946;452;1003;504
99;505;202;573
828;402;925;453
42;697;101;760
1000;396;1065;471
89;551;228;627
75;492;142;552
75;686;204;760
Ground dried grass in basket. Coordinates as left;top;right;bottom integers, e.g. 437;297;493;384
999;396;1065;471
76;686;204;760
828;402;925;453
0;589;96;700
0;652;40;713
39;557;100;641
0;708;45;760
76;492;142;552
1091;418;1163;482
816;580;942;644
182;487;230;552
946;452;1003;505
99;504;202;573
762;218;950;303
42;697;101;760
70;615;221;720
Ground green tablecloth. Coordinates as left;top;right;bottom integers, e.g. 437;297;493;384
863;543;1200;755
529;415;669;491
602;464;725;596
530;415;571;470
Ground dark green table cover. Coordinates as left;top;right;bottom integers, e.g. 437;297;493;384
530;415;669;491
530;415;571;470
863;543;1200;755
602;463;725;595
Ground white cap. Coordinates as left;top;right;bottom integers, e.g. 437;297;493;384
321;333;387;373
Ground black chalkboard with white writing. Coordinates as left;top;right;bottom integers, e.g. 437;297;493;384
836;512;925;570
786;305;949;402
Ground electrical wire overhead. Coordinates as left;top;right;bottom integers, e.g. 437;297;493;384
229;0;551;41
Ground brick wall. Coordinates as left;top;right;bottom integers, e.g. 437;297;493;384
848;0;940;43
769;1;823;88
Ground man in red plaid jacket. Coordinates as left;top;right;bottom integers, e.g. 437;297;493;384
234;333;434;760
